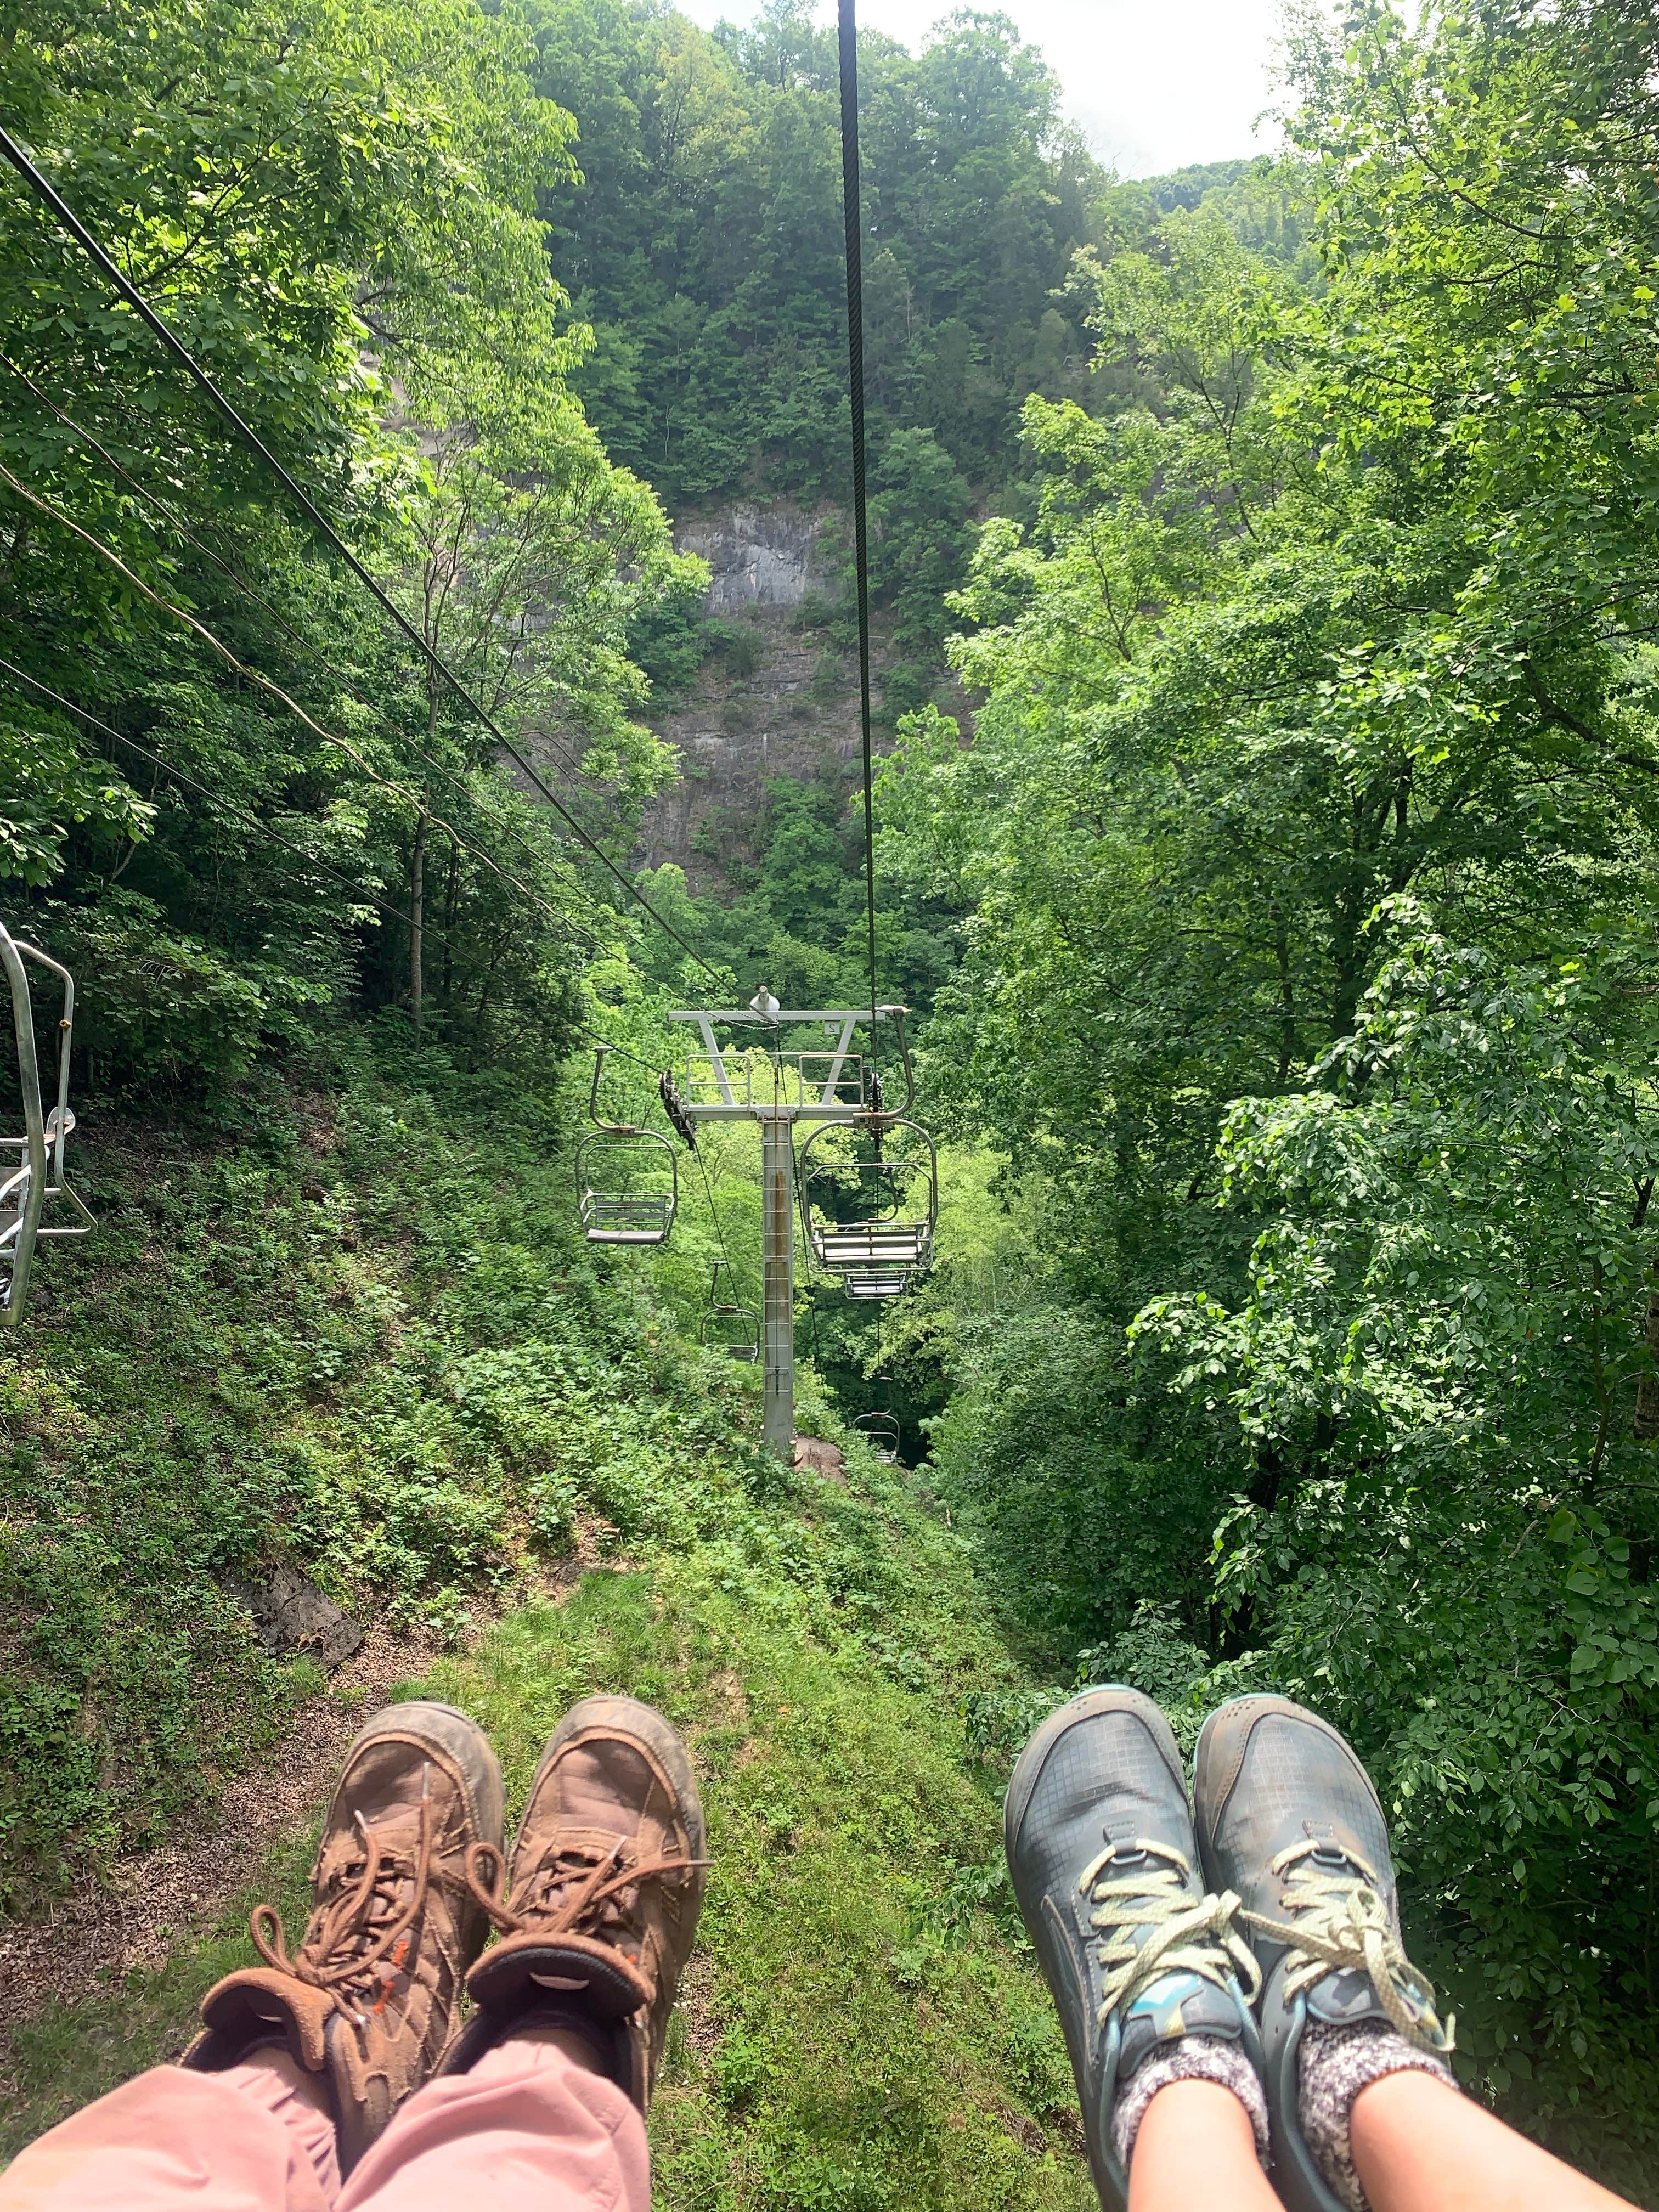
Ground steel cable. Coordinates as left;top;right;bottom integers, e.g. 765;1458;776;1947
0;458;610;956
0;658;447;940
0;122;725;987
0;351;603;864
837;0;882;1050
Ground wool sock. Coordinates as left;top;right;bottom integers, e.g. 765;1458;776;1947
1297;2018;1457;2212
1110;2033;1270;2175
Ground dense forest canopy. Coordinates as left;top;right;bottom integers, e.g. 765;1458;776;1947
532;0;1098;504
3;0;1659;2196
884;0;1659;2169
1;0;702;1083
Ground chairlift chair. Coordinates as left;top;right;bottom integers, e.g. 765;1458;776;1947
840;1262;912;1299
700;1260;759;1361
795;1007;936;1287
576;1046;678;1246
0;920;95;1324
852;1409;902;1455
798;1117;937;1278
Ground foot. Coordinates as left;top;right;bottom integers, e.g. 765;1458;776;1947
1004;1687;1266;2211
185;1700;504;2173
447;1694;708;2109
1193;1695;1453;2212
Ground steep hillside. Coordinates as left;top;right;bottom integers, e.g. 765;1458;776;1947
0;1040;1091;2211
636;504;879;893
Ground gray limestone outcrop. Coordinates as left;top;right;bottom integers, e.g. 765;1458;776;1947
637;503;877;893
676;503;834;612
634;500;969;896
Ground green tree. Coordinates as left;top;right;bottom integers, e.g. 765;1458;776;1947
0;0;690;1081
887;0;1659;2170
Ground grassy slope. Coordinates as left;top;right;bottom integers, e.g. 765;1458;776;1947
0;1039;1093;2208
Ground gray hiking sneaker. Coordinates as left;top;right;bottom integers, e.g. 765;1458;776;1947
1193;1695;1453;2212
1005;1688;1265;2210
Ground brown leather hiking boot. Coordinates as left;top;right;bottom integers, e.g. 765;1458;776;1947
184;1700;504;2172
443;1693;708;2109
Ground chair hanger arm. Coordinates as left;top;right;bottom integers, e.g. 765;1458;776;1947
872;1005;915;1120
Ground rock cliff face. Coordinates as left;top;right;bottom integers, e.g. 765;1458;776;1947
677;503;829;613
637;503;890;895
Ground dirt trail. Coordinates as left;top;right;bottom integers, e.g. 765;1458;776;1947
0;1624;436;2079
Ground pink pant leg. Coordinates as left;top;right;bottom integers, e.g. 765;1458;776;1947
338;2040;650;2212
0;2061;338;2212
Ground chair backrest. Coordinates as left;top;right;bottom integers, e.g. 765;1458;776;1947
575;1127;679;1247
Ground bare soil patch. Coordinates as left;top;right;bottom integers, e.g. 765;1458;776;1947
0;1622;436;2068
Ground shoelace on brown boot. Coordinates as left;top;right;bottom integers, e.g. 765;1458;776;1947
249;1768;442;2030
464;1832;708;1967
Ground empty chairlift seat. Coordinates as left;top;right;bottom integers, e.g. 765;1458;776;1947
0;919;95;1323
842;1263;912;1300
576;1047;679;1248
701;1261;760;1360
798;1118;937;1283
852;1410;902;1454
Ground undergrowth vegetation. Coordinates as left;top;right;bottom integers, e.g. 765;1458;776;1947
0;1031;755;1898
0;1037;1093;2211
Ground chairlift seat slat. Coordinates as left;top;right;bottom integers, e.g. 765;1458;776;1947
814;1224;933;1267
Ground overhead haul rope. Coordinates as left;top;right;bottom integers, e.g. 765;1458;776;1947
837;0;882;1053
0;454;608;953
29;354;593;785
0;676;700;1110
695;1142;740;1287
0;657;426;938
0;123;725;989
12;642;701;1131
0;368;732;990
0;351;603;872
0;393;731;1083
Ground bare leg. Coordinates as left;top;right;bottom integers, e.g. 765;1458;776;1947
1351;2069;1638;2212
505;2024;611;2074
1128;2079;1284;2212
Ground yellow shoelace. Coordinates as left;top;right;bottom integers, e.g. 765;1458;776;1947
1239;1839;1454;2052
1076;1836;1261;2029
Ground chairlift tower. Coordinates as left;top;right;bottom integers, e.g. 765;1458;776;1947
667;999;927;1456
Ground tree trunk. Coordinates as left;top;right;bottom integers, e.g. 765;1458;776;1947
1635;1267;1659;1440
409;812;427;1039
442;833;459;1032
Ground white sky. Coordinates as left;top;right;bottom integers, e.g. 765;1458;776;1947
672;0;1290;179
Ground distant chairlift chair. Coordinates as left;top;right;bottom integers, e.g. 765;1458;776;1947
0;919;95;1324
576;1046;679;1246
852;1409;902;1454
839;1260;916;1300
700;1260;760;1362
797;1086;936;1304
